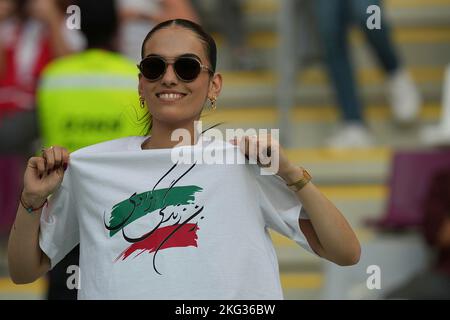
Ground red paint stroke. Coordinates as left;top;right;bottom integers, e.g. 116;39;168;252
116;224;199;261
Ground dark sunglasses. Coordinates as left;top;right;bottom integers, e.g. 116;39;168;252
138;55;213;82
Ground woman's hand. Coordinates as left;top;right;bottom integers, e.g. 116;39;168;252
229;134;297;179
22;146;70;207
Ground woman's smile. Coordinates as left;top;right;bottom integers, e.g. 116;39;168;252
155;90;188;103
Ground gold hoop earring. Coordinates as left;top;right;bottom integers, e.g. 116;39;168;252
209;97;217;111
139;97;146;109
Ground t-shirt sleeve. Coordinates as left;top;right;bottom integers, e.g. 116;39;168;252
39;182;79;269
252;166;317;255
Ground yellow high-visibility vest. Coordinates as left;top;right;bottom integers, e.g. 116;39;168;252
38;49;147;152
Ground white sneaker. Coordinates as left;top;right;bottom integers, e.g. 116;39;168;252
387;68;422;124
420;124;450;146
326;123;375;149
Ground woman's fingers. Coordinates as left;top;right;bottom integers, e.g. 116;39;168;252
230;135;273;163
42;147;54;172
36;157;46;178
248;135;258;162
61;147;70;170
229;134;283;173
24;146;69;198
28;157;46;178
53;146;63;168
42;146;69;173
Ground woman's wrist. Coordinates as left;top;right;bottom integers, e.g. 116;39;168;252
21;191;48;209
278;165;305;184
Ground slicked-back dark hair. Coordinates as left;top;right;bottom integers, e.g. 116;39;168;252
140;19;217;73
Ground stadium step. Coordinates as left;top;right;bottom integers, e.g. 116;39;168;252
217;66;444;107
241;0;450;30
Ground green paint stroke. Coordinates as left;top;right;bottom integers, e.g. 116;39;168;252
108;185;202;237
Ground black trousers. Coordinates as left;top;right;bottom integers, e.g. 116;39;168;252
46;245;79;300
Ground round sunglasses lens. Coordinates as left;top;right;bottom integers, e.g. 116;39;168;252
175;58;201;81
141;57;165;80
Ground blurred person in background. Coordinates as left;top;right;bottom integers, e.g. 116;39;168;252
192;0;256;70
313;0;422;149
36;0;145;299
0;0;84;155
118;0;199;63
385;168;450;299
0;0;83;236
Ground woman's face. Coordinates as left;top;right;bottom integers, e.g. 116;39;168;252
138;25;222;128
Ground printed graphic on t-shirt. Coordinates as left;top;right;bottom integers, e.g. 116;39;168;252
103;163;205;274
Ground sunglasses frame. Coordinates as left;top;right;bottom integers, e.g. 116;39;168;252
138;55;214;82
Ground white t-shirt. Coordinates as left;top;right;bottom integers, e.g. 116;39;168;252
39;135;316;300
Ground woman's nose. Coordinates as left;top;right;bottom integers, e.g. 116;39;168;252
161;64;178;86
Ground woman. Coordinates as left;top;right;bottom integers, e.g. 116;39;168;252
8;19;360;299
